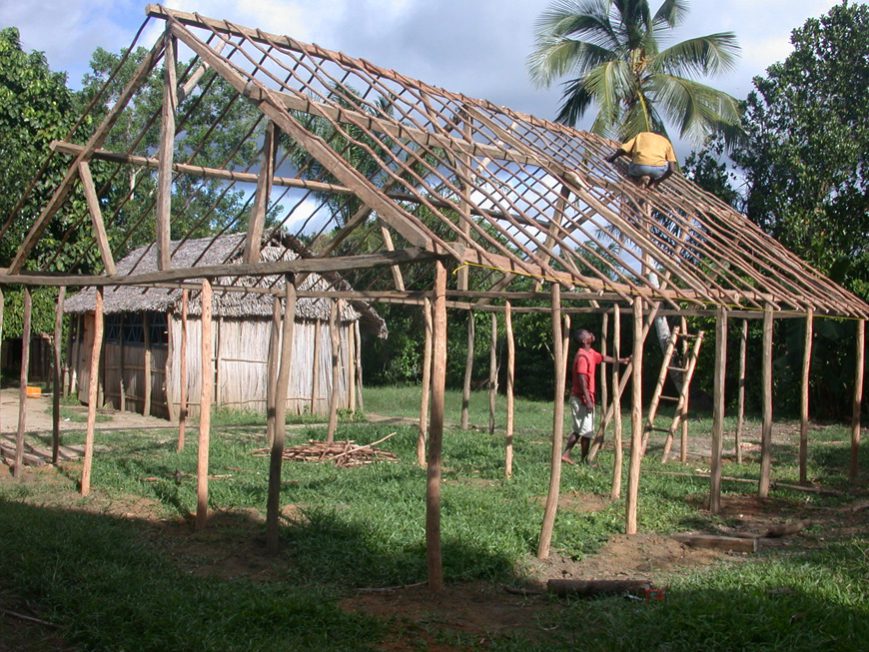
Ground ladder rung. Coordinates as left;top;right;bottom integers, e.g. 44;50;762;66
649;427;670;432
660;395;680;402
680;334;701;339
667;366;689;372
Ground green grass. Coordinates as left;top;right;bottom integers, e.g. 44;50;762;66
1;385;866;650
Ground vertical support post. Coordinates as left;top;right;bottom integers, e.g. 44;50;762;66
354;321;364;413
488;313;498;435
266;276;297;553
177;290;188;451
155;33;177;271
52;287;65;465
460;311;474;430
735;319;748;465
143;313;152;416
710;306;728;513
80;288;103;495
418;297;433;468
118;313;126;412
600;311;609;445
679;316;691;463
426;262;448;591
165;312;176;422
505;301;515;478
310;319;321;415
326;300;341;444
348;315;356;413
610;305;623;500
851;319;865;484
14;289;32;478
244;121;278;263
196;280;213;530
537;283;565;559
214;317;222;407
626;298;644;534
758;305;774;498
266;297;280;447
799;310;813;484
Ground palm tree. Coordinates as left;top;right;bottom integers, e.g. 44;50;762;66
527;0;741;145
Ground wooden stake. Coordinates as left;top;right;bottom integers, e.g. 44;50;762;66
143;312;152;416
80;288;103;495
799;310;813;484
537;283;565;559
758;305;773;498
354;321;364;413
348;312;356;413
426;262;447;591
52;287;65;465
625;297;644;535
851;319;865;484
14;289;32;479
326;299;341;444
177;290;188;452
735;319;748;465
600;311;609;445
266;297;280;447
460;311;474;430
418;297;433;468
505;301;515;478
710;306;728;513
196;280;213;530
679;316;690;464
165;311;176;421
488;313;498;435
155;32;177;271
611;304;623;500
310;319;321;415
266;277;296;553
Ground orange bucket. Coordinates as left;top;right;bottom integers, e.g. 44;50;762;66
26;386;42;398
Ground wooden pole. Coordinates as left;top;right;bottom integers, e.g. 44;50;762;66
662;332;705;463
348;314;356;413
600;311;609;447
710;306;728;513
165;311;176;421
266;277;297;552
14;289;32;479
177;290;188;452
426;262;447;591
641;327;680;455
735;319;748;465
537;283;565;559
679;316;690;463
851;319;865;484
460;311;474;430
310;319;321;415
354;321;364;413
52;287;65;465
758;305;773;498
625;297;644;535
326;300;341;444
418;297;433;468
266;297;280;447
799;310;813;484
488;313;498;435
155;32;177;271
610;305;623;500
505;300;515;478
214;317;222;407
80;288;103;495
143;312;152;416
196;280;213;530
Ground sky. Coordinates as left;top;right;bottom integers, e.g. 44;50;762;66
1;0;842;156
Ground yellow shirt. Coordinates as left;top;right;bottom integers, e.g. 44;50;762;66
619;132;676;167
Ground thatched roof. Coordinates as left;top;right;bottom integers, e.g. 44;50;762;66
65;234;387;337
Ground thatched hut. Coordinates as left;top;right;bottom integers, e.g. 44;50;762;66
64;234;385;419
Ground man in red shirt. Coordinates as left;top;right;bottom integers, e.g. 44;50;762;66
562;328;629;465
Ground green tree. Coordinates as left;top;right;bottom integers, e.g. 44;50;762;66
527;0;741;145
736;0;868;300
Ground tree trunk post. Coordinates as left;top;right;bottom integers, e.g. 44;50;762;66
600;311;609;444
14;289;33;479
426;262;448;591
610;305;623;500
735;319;748;465
80;288;103;495
460;311;474;430
710;306;728;513
310;319;321;415
418;297;433;468
266;276;296;553
758;305;774;498
850;319;865;484
266;297;280;448
326;299;341;444
799;310;813;484
626;297;644;534
143;312;152;416
177;289;188;452
354;321;364;413
196;280;213;530
52;287;65;465
505;301;515;478
537;283;566;559
488;313;498;435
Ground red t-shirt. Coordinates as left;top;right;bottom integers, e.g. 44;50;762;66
572;348;603;401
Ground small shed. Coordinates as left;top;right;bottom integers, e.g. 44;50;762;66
64;233;385;418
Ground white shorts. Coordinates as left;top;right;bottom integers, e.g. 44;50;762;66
569;395;595;439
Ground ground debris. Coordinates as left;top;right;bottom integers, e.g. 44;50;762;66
252;433;398;467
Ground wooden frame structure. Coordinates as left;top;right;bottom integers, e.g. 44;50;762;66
1;5;866;588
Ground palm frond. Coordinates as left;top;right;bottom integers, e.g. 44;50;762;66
652;0;689;28
654;33;740;77
649;74;743;144
580;59;633;131
620;99;668;142
534;0;620;48
528;38;616;86
556;77;598;126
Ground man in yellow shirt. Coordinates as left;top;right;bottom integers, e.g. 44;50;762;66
606;132;677;188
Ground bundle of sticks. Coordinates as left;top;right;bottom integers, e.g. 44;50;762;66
253;432;398;468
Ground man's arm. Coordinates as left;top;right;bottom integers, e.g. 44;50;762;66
651;161;675;187
602;355;630;365
606;148;626;163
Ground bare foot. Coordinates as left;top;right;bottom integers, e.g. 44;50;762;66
561;454;575;465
